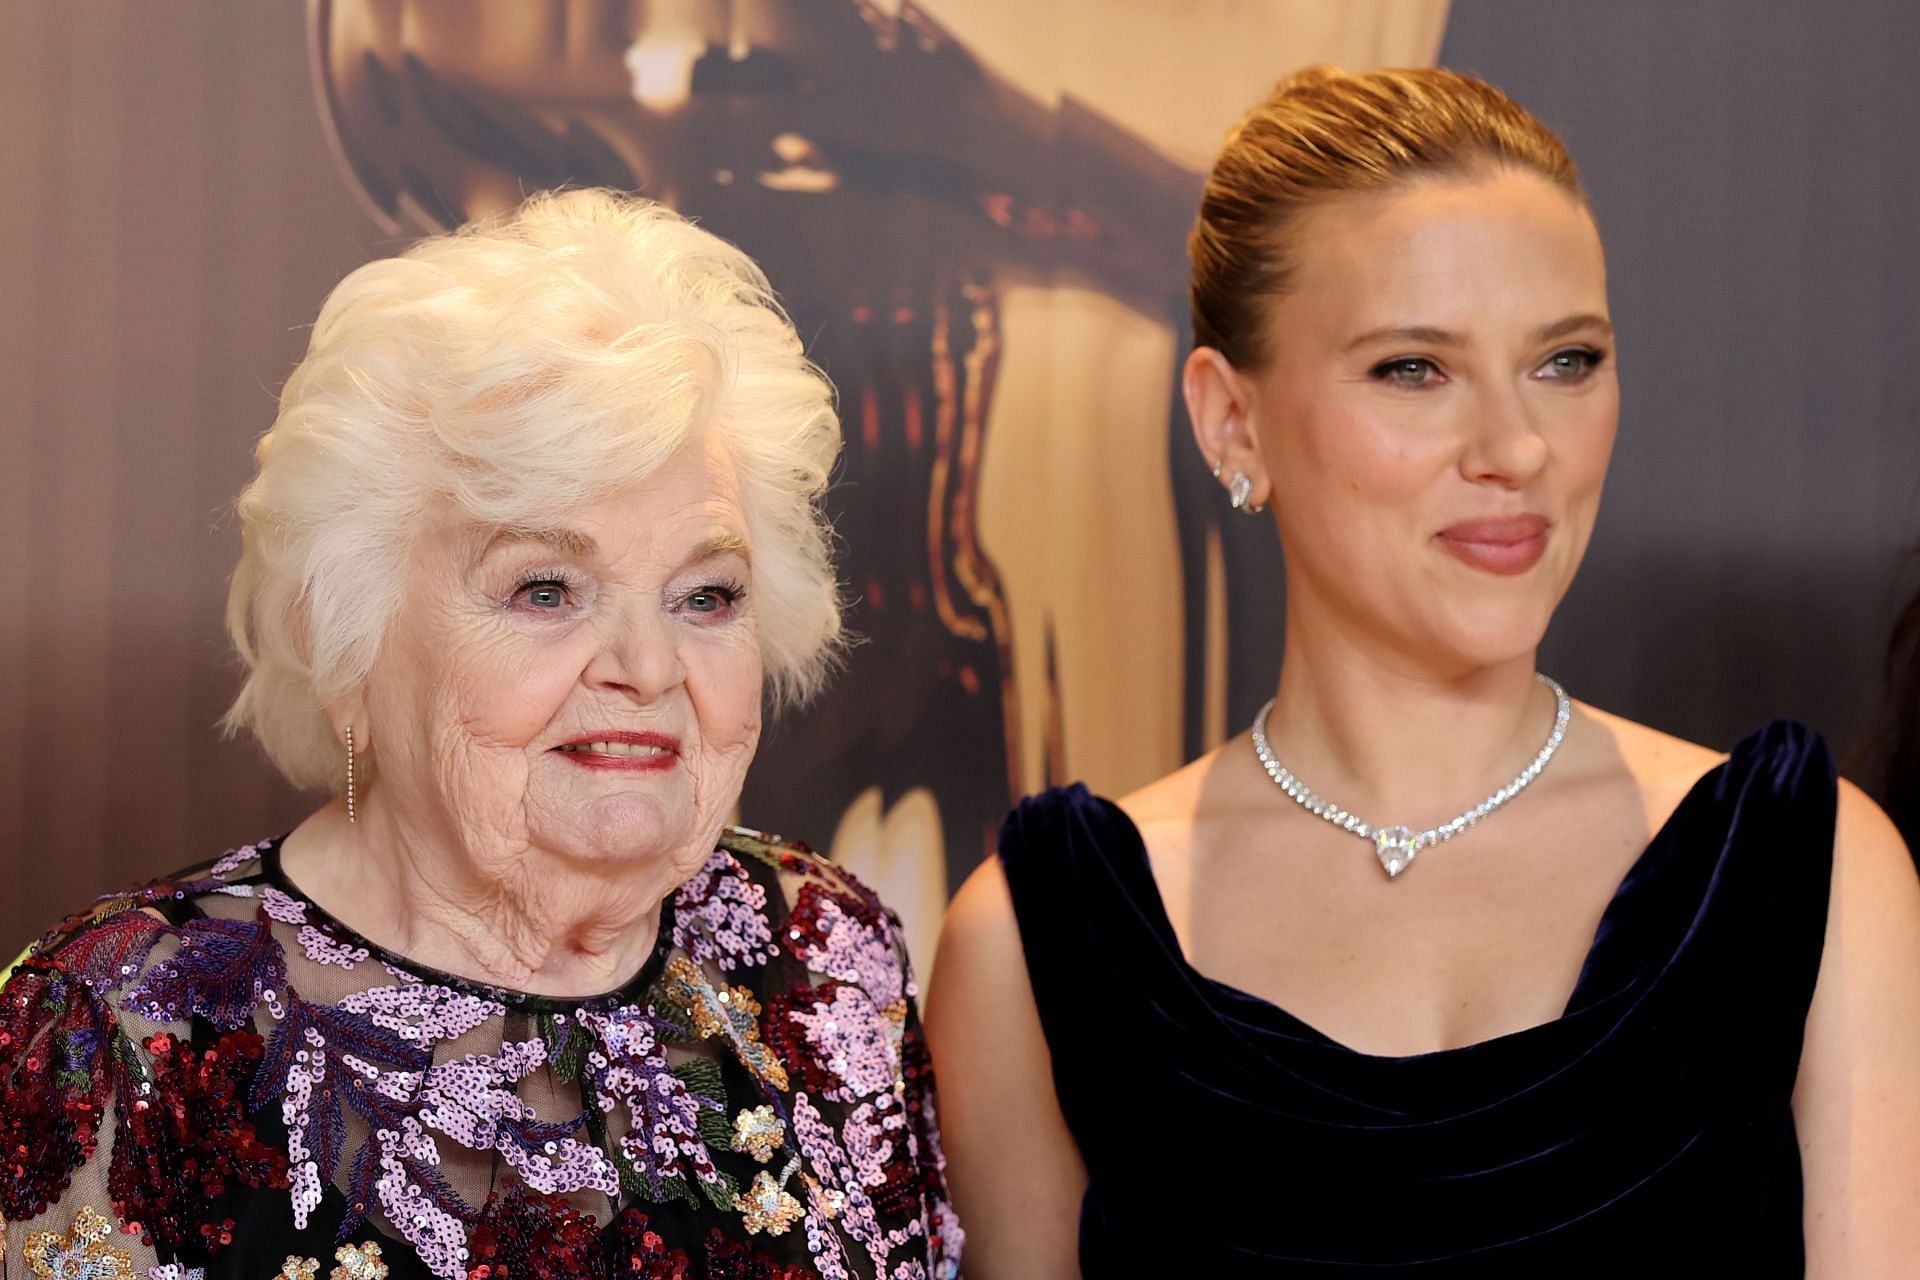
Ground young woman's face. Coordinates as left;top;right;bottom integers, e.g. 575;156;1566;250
1245;168;1617;672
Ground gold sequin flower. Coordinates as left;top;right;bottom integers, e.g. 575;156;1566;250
736;1169;805;1236
731;1104;785;1163
330;1242;389;1280
22;1206;134;1280
275;1259;320;1280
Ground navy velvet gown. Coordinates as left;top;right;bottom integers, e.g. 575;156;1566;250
998;721;1834;1275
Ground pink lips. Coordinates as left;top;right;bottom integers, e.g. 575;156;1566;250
1434;514;1551;576
551;729;681;772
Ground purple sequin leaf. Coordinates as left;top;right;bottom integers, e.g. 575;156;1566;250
45;909;173;996
672;848;779;971
414;1039;618;1198
335;983;504;1049
333;1096;476;1250
252;986;431;1223
789;884;906;1011
579;1005;730;1208
370;1115;479;1275
124;908;287;1030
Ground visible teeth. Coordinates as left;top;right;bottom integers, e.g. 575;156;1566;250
560;742;669;756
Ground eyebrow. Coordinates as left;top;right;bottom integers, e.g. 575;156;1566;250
680;532;752;569
482;526;600;559
1343;313;1614;352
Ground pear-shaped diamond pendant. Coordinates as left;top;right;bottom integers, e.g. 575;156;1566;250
1249;674;1572;880
1372;826;1423;878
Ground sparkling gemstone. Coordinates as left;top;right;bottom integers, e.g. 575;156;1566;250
1373;826;1422;878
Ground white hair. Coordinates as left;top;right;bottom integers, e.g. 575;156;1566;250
225;189;843;790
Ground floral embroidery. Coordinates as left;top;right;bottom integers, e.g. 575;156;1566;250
36;911;172;997
737;1169;806;1236
656;956;789;1092
673;848;779;970
465;1186;605;1279
786;885;904;1011
22;1205;134;1280
732;1104;786;1163
576;1003;734;1209
107;1029;287;1252
779;983;899;1101
125;911;286;1030
610;1206;695;1279
0;966;114;1221
297;925;369;969
208;843;264;879
330;1242;389;1280
0;830;959;1280
259;887;308;926
411;1039;619;1196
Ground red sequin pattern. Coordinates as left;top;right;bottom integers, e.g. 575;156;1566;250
108;1029;289;1251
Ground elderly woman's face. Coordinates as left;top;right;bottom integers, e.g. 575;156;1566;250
359;435;762;873
1249;168;1617;669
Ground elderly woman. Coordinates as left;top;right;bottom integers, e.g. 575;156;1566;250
928;67;1920;1277
1;192;959;1280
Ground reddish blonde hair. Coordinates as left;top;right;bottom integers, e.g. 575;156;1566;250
1190;66;1585;368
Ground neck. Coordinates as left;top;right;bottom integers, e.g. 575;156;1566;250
1263;601;1555;830
286;800;677;998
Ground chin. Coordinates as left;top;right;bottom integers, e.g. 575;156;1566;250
1426;603;1554;673
541;791;694;864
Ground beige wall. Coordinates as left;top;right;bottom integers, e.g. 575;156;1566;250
0;2;382;949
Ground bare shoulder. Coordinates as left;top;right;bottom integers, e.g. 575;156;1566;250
1836;777;1916;871
1116;742;1243;850
1575;702;1726;785
1569;703;1729;823
937;855;1023;972
1829;778;1920;953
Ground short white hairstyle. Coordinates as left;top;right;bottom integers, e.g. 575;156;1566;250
225;189;843;790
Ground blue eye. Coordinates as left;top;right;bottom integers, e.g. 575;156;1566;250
1371;356;1441;388
512;579;572;610
677;582;744;617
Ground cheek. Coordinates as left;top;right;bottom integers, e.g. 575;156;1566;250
1280;397;1456;504
1554;392;1620;506
435;630;590;748
683;632;764;749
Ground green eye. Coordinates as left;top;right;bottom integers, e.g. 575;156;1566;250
1372;357;1440;387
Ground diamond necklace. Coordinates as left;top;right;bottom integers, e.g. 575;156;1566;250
1249;673;1572;879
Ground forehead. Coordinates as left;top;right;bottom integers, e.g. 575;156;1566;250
463;435;749;565
1272;169;1608;343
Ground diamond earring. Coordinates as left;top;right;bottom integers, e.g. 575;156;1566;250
1228;471;1252;510
345;726;357;823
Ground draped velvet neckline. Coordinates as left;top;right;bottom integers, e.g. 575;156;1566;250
1081;745;1729;1065
998;720;1835;1273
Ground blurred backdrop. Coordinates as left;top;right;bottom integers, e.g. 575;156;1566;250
3;0;1915;974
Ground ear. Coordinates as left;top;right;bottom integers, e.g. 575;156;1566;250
1182;346;1271;511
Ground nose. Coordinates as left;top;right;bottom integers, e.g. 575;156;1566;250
584;604;687;701
1458;380;1550;488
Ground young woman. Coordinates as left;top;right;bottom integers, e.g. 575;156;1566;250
928;67;1920;1277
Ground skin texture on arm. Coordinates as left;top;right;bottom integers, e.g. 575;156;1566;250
925;858;1085;1280
1796;780;1920;1277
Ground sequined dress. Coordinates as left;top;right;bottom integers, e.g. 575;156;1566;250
0;829;961;1280
999;721;1834;1275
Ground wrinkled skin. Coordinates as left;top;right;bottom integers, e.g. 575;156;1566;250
286;436;764;995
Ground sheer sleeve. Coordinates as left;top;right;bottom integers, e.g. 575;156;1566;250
1;898;292;1280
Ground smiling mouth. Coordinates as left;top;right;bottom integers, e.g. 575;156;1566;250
556;742;674;758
